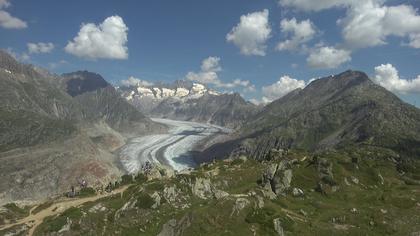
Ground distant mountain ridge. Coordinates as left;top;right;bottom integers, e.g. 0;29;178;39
119;80;258;129
202;70;420;161
0;50;165;204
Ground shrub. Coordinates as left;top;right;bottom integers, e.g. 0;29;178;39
135;193;155;209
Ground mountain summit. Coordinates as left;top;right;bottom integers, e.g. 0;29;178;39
205;70;420;160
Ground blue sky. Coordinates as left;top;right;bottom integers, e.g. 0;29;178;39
1;0;420;105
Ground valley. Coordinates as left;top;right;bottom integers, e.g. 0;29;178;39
119;118;231;173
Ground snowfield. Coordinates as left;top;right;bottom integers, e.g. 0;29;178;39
119;118;231;173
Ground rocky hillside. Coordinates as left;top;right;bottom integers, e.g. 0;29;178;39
0;51;165;205
61;71;164;136
119;81;257;129
206;70;420;161
1;147;419;235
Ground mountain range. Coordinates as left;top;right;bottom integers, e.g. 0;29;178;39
0;51;165;204
119;81;258;129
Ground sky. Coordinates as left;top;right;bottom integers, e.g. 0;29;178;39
1;0;420;106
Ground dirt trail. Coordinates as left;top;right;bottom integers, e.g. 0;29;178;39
0;185;130;236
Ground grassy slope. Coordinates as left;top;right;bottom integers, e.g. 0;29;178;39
0;148;413;235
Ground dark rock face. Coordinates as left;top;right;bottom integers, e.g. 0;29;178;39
62;71;110;97
152;93;257;129
61;71;164;135
207;70;420;160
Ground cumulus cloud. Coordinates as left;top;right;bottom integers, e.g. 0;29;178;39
373;63;420;94
249;97;272;105
65;15;128;60
307;46;351;69
279;0;351;12
27;42;54;54
262;75;306;102
408;34;420;48
121;76;154;87
280;0;420;49
186;56;255;91
226;9;271;56
0;0;27;29
339;2;420;48
276;18;316;51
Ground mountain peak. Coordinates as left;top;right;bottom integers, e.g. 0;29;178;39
62;71;110;97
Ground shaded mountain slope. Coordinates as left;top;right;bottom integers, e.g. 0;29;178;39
0;51;164;204
152;93;257;129
204;71;420;161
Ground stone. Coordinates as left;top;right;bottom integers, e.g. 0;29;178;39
273;218;285;236
89;203;107;213
272;169;293;196
256;195;265;209
238;155;248;162
350;176;359;185
231;198;250;217
151;192;161;209
163;186;177;203
299;209;308;217
191;178;213;199
214;189;229;199
58;217;72;233
292;188;304;197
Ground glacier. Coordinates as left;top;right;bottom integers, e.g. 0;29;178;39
119;118;231;173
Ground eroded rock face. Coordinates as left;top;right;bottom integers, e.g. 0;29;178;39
273;218;285;236
163;186;177;203
231;198;250;217
157;213;193;236
261;160;293;197
191;178;213;199
151;192;161;209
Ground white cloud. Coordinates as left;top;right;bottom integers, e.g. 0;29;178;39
65;15;128;60
373;63;420;94
0;2;27;29
0;0;11;8
27;42;54;54
201;56;221;72
226;9;271;56
249;97;272;105
408;34;420;48
307;46;351;69
276;18;316;51
121;76;154;87
262;75;306;102
279;0;352;12
6;47;29;62
186;56;256;91
280;0;420;49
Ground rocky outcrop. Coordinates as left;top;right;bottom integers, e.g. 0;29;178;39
190;177;229;200
157;213;193;236
273;218;285;236
261;160;293;197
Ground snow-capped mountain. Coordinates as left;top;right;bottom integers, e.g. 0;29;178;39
120;80;220;101
118;80;257;129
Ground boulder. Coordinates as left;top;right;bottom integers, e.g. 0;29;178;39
191;178;213;199
163;186;177;203
292;188;304;197
151;192;161;209
273;218;285;236
261;160;293;197
230;198;250;217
